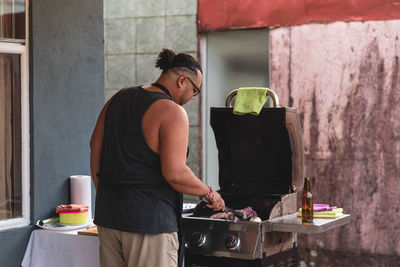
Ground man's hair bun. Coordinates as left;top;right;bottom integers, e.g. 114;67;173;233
155;48;202;74
155;49;176;71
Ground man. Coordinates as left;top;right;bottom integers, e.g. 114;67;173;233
90;48;225;267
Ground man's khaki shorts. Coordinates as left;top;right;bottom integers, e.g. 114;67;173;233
97;226;179;267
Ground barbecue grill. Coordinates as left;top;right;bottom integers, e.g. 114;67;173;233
182;89;351;267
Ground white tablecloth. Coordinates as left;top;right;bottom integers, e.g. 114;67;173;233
21;229;99;267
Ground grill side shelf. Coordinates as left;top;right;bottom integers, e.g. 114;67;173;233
265;213;351;234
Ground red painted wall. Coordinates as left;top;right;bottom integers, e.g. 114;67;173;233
198;0;400;32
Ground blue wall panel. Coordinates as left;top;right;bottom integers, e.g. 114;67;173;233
0;0;104;266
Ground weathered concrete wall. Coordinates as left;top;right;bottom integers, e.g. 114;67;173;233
270;20;400;265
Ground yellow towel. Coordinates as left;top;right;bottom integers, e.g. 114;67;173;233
298;208;343;215
297;212;343;219
297;208;344;219
233;88;269;115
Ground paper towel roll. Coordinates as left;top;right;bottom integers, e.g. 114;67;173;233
70;175;92;220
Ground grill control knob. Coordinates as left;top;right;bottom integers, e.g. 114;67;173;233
191;232;206;247
225;235;240;251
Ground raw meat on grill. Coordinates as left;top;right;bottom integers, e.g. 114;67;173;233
211;206;257;222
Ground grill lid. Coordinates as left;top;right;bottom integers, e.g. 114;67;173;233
210;89;304;195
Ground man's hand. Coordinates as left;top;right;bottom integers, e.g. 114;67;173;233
205;191;225;211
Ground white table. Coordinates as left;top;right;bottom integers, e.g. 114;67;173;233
21;229;99;267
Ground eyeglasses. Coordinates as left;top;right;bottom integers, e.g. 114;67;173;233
187;77;201;97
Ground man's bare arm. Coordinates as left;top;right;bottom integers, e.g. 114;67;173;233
159;104;225;211
89;99;112;191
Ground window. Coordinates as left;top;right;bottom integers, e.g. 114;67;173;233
200;29;269;189
0;0;29;229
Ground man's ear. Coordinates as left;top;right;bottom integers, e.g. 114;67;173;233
177;75;185;89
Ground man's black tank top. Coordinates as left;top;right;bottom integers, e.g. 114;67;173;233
94;86;181;233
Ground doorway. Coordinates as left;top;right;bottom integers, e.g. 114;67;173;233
200;29;270;189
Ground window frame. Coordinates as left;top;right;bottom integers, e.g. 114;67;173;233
0;0;29;230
